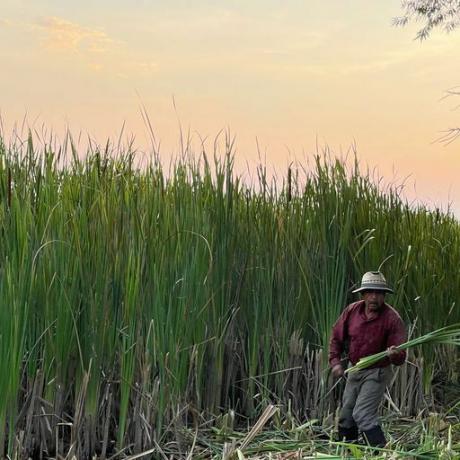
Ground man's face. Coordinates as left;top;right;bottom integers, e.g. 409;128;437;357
362;290;385;311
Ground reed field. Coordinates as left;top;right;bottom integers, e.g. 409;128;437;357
0;132;459;458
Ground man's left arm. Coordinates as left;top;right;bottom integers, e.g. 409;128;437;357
386;316;407;365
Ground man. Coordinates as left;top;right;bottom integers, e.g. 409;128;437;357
329;271;407;447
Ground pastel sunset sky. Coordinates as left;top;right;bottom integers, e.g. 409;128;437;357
1;0;460;214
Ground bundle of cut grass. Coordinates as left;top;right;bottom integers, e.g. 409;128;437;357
345;323;460;374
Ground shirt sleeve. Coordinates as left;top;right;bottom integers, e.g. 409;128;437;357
329;309;348;368
386;315;407;366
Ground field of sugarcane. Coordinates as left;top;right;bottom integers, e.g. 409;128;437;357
0;132;459;459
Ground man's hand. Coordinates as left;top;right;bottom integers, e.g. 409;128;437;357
387;345;400;358
332;364;344;378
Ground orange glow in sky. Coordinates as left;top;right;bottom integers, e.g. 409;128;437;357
1;0;460;214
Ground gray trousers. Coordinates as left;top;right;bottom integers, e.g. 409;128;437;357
339;367;391;432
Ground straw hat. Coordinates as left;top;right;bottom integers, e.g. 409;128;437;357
352;271;394;294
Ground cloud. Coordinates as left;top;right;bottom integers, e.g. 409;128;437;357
338;38;459;76
338;58;402;75
261;32;329;58
115;59;159;79
26;16;159;77
33;16;115;54
129;60;158;74
0;19;13;27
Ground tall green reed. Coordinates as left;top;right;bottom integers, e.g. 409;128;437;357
0;132;459;456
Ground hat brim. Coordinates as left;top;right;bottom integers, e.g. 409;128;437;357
352;286;394;294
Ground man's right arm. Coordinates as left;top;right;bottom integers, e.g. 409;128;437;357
329;308;348;377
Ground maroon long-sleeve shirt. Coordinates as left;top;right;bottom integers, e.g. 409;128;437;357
329;300;407;369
